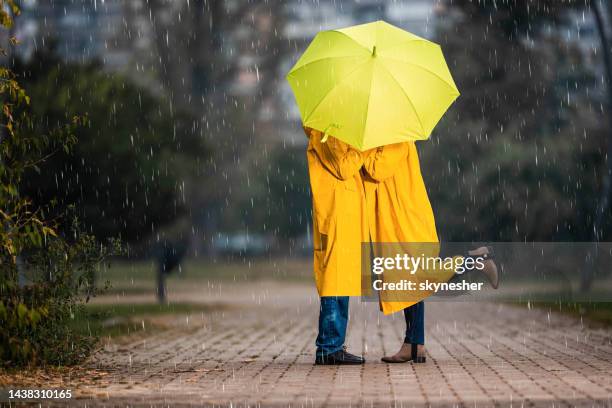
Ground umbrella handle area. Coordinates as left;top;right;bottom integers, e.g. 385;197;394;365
321;123;340;143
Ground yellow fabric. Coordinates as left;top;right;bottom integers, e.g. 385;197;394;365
286;20;460;151
362;142;454;314
305;127;368;296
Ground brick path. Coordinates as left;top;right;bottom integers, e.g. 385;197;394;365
29;282;612;406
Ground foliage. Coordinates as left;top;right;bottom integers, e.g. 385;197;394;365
0;220;121;366
0;65;81;260
13;47;209;243
421;2;607;241
69;302;223;339
0;0;19;33
450;0;584;40
264;146;311;238
0;4;119;367
212;143;310;240
519;301;612;327
240;145;310;239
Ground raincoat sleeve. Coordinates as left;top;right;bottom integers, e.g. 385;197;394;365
305;127;363;180
363;142;410;181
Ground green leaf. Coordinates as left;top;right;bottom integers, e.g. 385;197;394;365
16;303;28;321
29;309;41;327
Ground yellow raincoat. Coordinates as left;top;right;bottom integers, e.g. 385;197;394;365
363;142;453;314
306;127;368;296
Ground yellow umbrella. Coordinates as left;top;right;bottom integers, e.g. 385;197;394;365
286;20;459;151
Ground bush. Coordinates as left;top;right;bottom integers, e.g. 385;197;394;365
0;3;120;367
0;222;121;366
15;47;209;243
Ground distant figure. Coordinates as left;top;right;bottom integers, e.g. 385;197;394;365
155;239;188;303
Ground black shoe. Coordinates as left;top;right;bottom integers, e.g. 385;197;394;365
315;349;365;365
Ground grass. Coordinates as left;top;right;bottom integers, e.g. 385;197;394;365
69;302;224;338
77;257;312;338
518;301;612;326
98;257;311;294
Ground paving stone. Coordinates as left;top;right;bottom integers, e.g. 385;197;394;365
8;282;612;407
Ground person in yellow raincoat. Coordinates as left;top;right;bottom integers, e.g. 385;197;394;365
305;127;367;365
362;142;498;364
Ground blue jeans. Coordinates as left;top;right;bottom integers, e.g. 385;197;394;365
404;301;425;345
315;296;349;356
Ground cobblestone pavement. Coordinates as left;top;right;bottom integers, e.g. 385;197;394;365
16;282;612;407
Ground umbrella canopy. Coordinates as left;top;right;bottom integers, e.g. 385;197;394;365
286;20;460;151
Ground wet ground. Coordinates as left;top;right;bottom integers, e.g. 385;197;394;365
4;281;612;407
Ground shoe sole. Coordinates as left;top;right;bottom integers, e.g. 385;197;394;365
381;357;411;363
381;357;426;364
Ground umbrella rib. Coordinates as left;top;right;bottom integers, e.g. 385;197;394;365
378;64;426;136
381;56;459;95
287;55;368;77
332;30;374;54
360;64;376;150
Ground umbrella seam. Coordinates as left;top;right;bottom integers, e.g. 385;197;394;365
287;55;369;78
332;30;374;54
380;56;460;96
361;62;377;150
359;22;381;148
377;64;426;136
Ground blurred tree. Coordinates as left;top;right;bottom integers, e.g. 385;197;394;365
144;0;283;108
263;146;311;239
1;2;120;367
14;47;210;243
589;0;612;242
441;0;612;292
451;0;584;40
142;1;287;247
225;145;310;240
207;142;309;243
426;1;607;242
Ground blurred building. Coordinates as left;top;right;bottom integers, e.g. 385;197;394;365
14;0;159;91
531;8;605;103
17;0;120;64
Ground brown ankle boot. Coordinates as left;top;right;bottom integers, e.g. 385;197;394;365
481;259;499;289
381;343;426;363
468;246;499;289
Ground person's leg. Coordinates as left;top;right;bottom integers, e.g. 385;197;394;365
404;301;425;345
315;296;364;364
316;296;349;356
438;249;498;294
382;302;426;363
466;246;499;288
438;244;499;289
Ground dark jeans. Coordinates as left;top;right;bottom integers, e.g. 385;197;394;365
404;301;425;345
315;296;349;356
